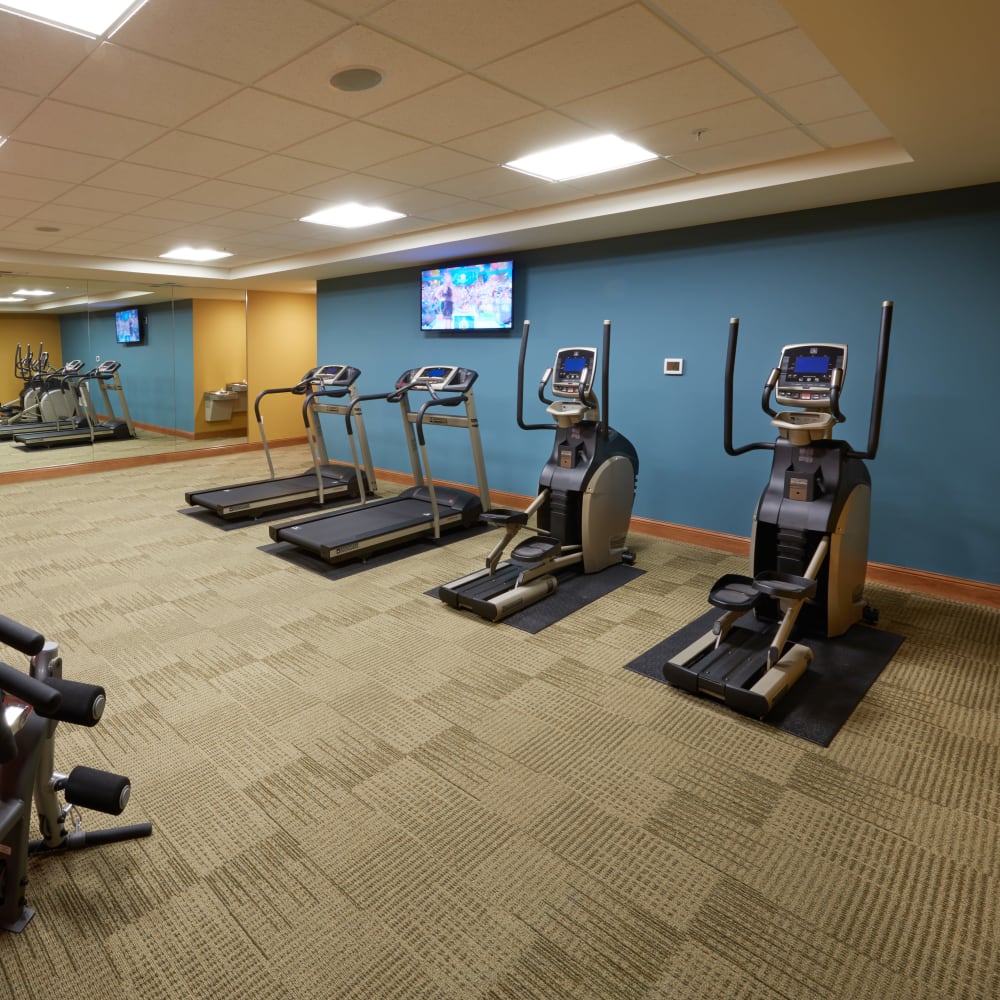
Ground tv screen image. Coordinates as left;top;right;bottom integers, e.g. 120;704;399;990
421;260;513;331
115;308;142;344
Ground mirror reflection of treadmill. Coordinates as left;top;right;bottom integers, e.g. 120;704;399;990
12;360;136;449
269;365;491;565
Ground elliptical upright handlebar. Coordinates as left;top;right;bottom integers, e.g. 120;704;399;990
724;300;893;458
515;319;612;440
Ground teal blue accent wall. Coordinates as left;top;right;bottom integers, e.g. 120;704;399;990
60;300;195;432
317;184;1000;586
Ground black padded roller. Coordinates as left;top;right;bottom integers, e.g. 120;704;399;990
0;614;45;656
41;678;106;726
64;766;131;816
0;661;62;715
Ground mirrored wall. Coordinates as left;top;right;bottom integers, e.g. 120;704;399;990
0;275;249;477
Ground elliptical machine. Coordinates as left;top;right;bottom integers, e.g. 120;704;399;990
663;301;893;718
0;615;151;932
438;319;639;622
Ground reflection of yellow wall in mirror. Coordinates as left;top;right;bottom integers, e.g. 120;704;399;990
0;314;64;407
192;299;248;438
246;290;317;443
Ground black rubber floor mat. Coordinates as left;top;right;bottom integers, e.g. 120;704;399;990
625;609;904;746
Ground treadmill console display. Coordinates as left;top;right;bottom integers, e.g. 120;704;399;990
398;366;478;393
312;365;359;388
775;343;846;408
552;348;597;397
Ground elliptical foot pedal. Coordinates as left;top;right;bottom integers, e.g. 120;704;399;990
753;571;817;602
510;535;561;564
708;574;760;612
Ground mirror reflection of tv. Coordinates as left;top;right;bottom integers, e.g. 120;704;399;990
420;260;513;332
115;307;144;345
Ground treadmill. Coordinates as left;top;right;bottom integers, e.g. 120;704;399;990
269;365;491;565
184;365;376;521
13;360;136;449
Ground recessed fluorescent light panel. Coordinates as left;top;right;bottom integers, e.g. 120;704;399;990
0;1;148;38
504;135;659;182
160;247;233;262
13;288;54;297
301;203;406;229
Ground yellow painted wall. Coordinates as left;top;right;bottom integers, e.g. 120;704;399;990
192;298;248;437
0;314;63;409
245;290;317;443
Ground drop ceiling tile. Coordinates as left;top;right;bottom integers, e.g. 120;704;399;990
379;188;469;216
365;76;541;144
0;171;72;202
241;193;333;220
99;215;190;235
171;180;281;210
480;6;701;107
163;224;246;245
86;162;203;198
630;98;792;156
80;228;176;250
668;126;823;173
365;147;492;186
221;155;342;192
11;101;167;160
807;112;892;148
256;25;459;116
415;199;504;225
560;60;755;134
5;218;89;240
484;184;597;213
44;237;130;255
51;45;241;129
0;140;111;184
112;0;351;84
0;227;79;249
128;132;263;178
646;0;795;51
426;166;541;200
771;76;870;125
207;209;301;232
0;196;41;218
296;174;409;204
286;121;428;171
0;88;41;135
183;90;346;153
0;14;95;95
54;187;159;214
25;203;118;228
133;200;230;223
309;0;387;15
447;112;598;163
565;158;693;195
721;29;839;93
365;0;629;68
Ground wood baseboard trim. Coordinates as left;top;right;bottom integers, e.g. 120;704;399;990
865;563;1000;609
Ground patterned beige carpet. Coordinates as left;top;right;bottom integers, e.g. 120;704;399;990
0;447;996;999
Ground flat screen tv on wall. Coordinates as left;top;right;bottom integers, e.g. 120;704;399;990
420;259;514;332
114;307;145;345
